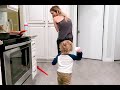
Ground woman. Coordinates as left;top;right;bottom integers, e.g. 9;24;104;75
50;5;73;54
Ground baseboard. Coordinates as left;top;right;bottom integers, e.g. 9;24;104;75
37;59;52;63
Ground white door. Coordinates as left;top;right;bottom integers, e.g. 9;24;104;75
78;5;104;60
26;5;45;23
47;25;58;59
29;24;46;59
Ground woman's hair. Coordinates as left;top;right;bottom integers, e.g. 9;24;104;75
50;5;70;22
59;40;73;54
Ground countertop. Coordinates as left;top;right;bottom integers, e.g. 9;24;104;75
28;35;37;39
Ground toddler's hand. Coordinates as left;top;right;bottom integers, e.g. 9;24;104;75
75;47;81;52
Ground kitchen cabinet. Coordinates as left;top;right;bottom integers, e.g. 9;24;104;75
26;5;45;24
0;5;18;12
47;25;58;59
22;5;71;60
29;24;46;59
31;36;37;79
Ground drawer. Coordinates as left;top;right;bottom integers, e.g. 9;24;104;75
32;57;36;63
32;51;36;58
31;45;36;50
31;41;35;46
32;56;37;61
32;65;37;72
32;62;37;68
31;42;36;46
32;54;36;60
31;39;35;42
32;68;37;79
31;47;36;52
32;57;37;64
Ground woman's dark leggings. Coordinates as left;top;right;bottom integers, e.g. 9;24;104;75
57;38;73;54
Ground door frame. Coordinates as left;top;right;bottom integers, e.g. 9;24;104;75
76;5;105;60
71;5;118;62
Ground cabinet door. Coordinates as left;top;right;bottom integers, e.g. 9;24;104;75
47;25;58;59
26;5;45;24
29;24;46;59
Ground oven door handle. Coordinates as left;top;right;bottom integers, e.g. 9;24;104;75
5;41;31;50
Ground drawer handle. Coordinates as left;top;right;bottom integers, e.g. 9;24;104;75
33;56;35;58
33;69;37;72
32;43;35;45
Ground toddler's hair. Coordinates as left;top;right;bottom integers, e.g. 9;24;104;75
59;40;73;54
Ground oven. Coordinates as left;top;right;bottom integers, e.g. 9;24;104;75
1;40;32;85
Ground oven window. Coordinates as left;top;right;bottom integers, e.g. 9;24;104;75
10;46;30;84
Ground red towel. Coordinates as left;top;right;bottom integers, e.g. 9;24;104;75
37;66;48;76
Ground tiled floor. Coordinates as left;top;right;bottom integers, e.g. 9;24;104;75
23;59;120;85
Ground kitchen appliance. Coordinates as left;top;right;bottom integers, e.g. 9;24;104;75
0;36;32;85
0;30;26;40
0;33;10;40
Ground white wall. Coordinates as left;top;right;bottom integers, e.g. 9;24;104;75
114;6;120;60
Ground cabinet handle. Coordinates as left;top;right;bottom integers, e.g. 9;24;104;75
32;43;35;46
33;69;36;72
33;56;35;58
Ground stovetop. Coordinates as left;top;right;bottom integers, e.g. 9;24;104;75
0;36;31;46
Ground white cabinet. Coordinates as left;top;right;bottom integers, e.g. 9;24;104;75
22;5;71;60
47;25;58;59
26;5;45;24
29;24;46;59
31;37;37;79
0;5;18;12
